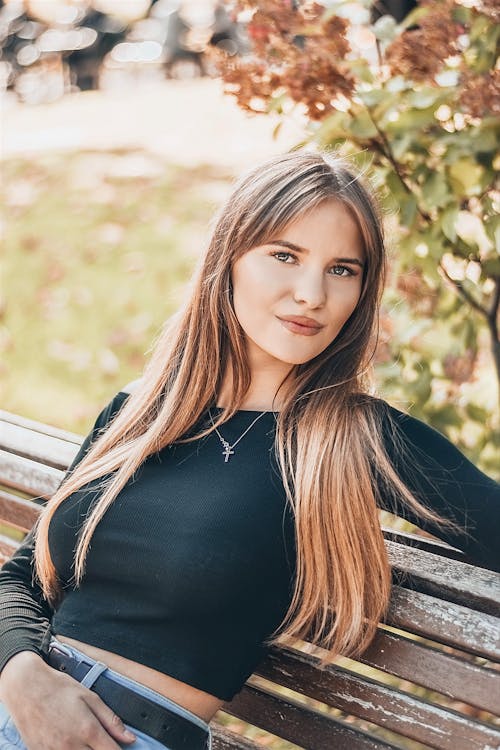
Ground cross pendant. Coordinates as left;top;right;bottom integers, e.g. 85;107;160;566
223;446;234;462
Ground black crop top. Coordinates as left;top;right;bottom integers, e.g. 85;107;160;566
0;390;499;701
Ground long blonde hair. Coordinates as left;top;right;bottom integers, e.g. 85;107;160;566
35;150;461;661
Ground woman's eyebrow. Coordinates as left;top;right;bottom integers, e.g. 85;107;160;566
269;239;365;268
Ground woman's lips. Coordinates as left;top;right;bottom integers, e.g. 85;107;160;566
278;318;323;336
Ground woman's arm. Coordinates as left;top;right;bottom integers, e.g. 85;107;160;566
0;390;134;749
0;390;131;674
379;403;500;572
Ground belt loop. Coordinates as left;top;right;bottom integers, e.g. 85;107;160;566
80;661;108;688
49;638;73;658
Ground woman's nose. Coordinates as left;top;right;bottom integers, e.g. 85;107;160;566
293;271;327;308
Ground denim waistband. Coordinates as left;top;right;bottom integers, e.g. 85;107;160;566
49;638;211;741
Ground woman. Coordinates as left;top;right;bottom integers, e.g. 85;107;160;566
0;150;498;750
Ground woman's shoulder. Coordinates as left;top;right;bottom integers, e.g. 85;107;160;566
92;381;141;431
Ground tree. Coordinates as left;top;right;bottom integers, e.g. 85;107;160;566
213;0;500;474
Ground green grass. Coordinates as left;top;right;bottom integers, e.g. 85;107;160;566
2;149;234;434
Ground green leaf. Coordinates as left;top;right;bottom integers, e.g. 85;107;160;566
342;58;374;84
441;206;459;243
427;404;463;431
469;15;490;42
452;4;472;25
385;170;408;203
390;132;415;160
348;110;379;139
481;258;500;276
358;89;385;108
421;172;451;209
448;159;485;198
465;403;489;424
484;215;500;252
386;75;408;93
407;88;444;110
400;195;418;228
386;105;438;134
412;365;432;402
314;111;349;143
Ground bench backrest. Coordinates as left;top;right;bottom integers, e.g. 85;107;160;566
1;408;499;750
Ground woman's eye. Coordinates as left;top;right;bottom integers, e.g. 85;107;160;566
330;265;354;277
272;251;296;263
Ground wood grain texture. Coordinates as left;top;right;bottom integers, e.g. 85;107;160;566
0;420;79;470
359;628;500;713
0;489;40;531
254;649;500;750
210;725;261;750
387;586;500;660
225;684;401;750
0;411;82;443
387;540;500;615
0;450;63;497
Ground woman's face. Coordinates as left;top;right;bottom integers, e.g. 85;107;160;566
230;199;365;371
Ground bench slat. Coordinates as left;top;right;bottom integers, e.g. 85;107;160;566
0;451;63;498
382;526;464;561
255;648;500;750
387;540;500;615
0;489;40;531
0;411;82;444
0;421;79;470
388;587;500;660
210;725;261;750
359;628;500;713
226;684;401;750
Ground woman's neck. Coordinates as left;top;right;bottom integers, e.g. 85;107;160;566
217;365;292;412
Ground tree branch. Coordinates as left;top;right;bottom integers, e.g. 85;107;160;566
488;276;500;332
438;261;489;317
362;104;433;223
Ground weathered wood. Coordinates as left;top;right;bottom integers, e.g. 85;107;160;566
387;540;500;615
225;684;401;750
388;586;500;661
359;628;500;713
381;526;465;561
0;489;40;531
0;411;82;444
255;648;500;750
0;450;63;498
210;725;261;750
0;420;79;470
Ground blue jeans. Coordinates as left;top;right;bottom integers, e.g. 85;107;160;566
0;640;211;750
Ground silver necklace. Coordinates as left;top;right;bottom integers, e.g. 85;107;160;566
208;408;267;462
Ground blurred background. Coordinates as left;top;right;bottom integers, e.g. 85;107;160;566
1;0;305;432
2;0;499;477
1;1;499;746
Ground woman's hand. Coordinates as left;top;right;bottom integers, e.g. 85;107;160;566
0;651;137;749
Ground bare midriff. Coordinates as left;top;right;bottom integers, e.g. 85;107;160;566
55;634;225;723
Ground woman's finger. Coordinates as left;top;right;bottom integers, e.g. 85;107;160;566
83;693;136;746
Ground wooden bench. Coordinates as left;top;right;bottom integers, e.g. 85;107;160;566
1;407;499;750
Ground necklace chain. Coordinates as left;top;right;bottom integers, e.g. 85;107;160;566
208;408;267;462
